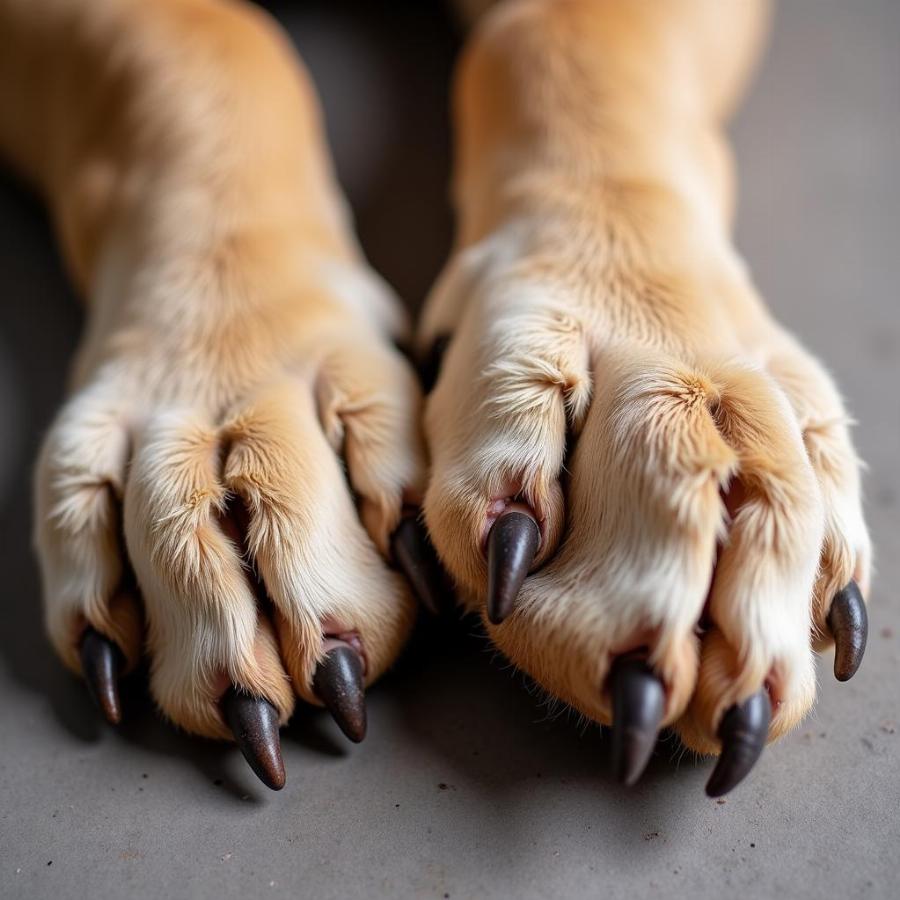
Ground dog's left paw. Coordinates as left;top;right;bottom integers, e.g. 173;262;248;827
33;240;434;788
419;221;871;794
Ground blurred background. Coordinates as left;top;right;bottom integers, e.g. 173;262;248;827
1;1;898;898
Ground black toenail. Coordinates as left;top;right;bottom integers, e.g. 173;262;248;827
486;509;540;624
420;334;451;393
222;688;285;791
313;644;367;743
705;690;771;797
609;656;666;786
80;627;123;725
827;580;868;681
391;513;448;615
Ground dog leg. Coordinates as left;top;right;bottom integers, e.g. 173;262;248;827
2;0;429;786
423;0;869;794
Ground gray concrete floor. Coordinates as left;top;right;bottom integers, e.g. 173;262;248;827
1;2;898;898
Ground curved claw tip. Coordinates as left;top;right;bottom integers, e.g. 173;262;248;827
391;515;445;615
486;510;540;625
222;689;286;791
827;580;868;682
313;645;367;743
609;657;666;786
705;690;771;798
80;627;123;725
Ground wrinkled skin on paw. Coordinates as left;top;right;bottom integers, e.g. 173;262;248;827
35;243;427;775
421;216;870;793
10;0;446;789
417;0;871;795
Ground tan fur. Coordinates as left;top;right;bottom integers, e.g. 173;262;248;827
421;0;870;754
2;0;870;754
2;0;421;737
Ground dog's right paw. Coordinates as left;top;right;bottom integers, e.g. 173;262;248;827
419;220;871;795
33;248;437;788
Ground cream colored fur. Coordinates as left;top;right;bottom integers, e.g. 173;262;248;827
420;0;870;753
0;0;870;753
2;0;421;737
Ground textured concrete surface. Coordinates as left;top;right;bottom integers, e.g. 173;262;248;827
1;2;898;898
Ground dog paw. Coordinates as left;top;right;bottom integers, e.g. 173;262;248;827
419;220;871;795
34;248;434;788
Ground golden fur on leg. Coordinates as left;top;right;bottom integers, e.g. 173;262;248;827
422;0;870;753
2;0;871;756
2;0;422;737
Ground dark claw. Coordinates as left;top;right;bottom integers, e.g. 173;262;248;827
827;580;868;682
486;510;540;625
222;688;286;791
420;334;451;393
80;627;123;725
609;657;666;786
705;690;771;798
391;514;445;615
313;645;367;743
